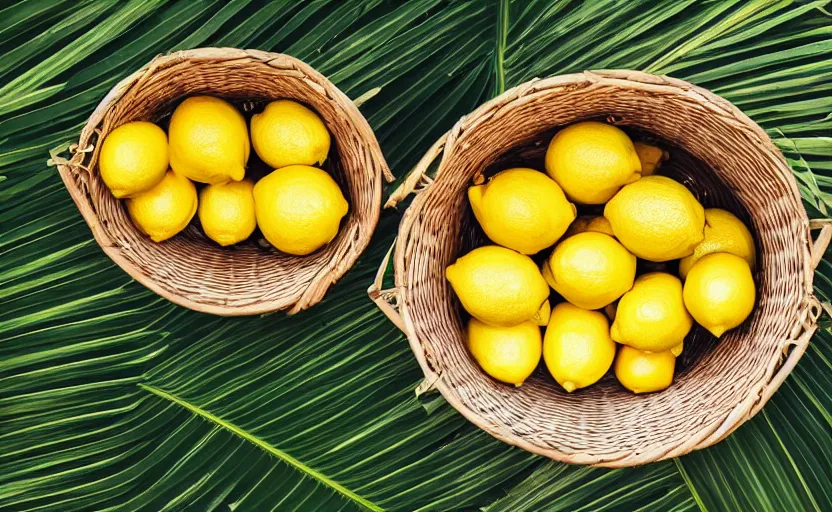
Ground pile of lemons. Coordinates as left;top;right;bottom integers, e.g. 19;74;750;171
447;121;756;394
99;97;347;255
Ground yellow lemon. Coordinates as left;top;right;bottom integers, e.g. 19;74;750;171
446;245;550;327
533;299;552;327
99;121;168;198
614;345;675;394
198;180;256;246
543;303;616;392
633;142;668;176
683;252;755;338
545;232;636;310
679;208;756;279
604;175;705;261
541;259;557;289
126;170;197;242
671;341;684;357
468;168;576;254
611;273;693;352
564;216;590;238
251;100;331;169
253;165;348;255
467;318;542;386
169;96;249;184
565;215;615;238
544;121;641;204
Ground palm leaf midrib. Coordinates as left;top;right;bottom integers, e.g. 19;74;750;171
138;383;383;511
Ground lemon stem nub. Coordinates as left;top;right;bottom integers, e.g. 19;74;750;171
708;326;726;338
534;300;551;326
562;381;577;393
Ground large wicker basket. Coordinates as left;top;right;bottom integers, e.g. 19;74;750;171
56;48;391;316
369;70;831;467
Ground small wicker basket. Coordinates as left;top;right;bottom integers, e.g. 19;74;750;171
56;48;391;316
369;70;831;467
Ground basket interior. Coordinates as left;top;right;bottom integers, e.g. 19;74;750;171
400;77;809;463
153;98;353;246
465;128;756;375
76;57;380;314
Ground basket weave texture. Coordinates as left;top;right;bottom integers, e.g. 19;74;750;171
370;70;831;467
57;48;391;316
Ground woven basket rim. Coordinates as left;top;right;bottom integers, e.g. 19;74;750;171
56;47;391;316
371;69;830;467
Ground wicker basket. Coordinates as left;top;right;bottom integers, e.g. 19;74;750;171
369;70;831;467
56;48;391;316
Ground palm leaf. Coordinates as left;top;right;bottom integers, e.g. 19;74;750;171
1;1;830;511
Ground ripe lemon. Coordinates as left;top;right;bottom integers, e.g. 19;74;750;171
544;121;641;204
604;175;705;261
683;252;755;338
534;300;552;327
614;345;675;394
671;341;684;357
169;96;250;184
679;208;755;279
99;121;168;198
446;245;550;327
251;100;331;169
253;165;348;255
565;215;615;238
543;303;616;392
633;142;668;176
541;259;557;289
544;232;636;310
468;168;576;254
611;273;692;353
198;180;256;246
126;170;197;242
467;318;542;386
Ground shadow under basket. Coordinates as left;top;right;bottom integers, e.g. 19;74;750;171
369;70;831;467
57;48;391;316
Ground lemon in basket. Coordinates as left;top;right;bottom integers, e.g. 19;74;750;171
126;170;197;242
251;100;331;169
544;121;641;204
468;168;576;254
614;345;675;394
544;232;636;310
467;318;542;386
679;208;756;279
611;273;692;353
253;165;347;255
683;252;755;338
446;245;550;327
168;96;250;184
198;180;256;246
564;215;615;238
99;121;168;198
543;303;616;393
604;175;705;261
633;141;668;176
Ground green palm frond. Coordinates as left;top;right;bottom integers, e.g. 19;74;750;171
1;1;830;511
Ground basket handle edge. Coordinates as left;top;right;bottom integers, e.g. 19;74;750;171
384;132;448;209
367;238;405;332
751;320;817;421
749;222;830;418
809;220;831;271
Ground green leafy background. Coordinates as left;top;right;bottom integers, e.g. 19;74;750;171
2;1;831;510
